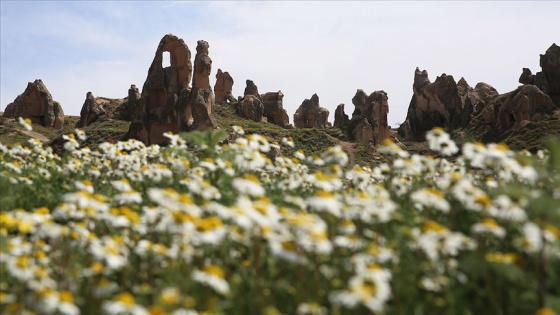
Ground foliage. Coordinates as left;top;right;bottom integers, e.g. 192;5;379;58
1;124;560;315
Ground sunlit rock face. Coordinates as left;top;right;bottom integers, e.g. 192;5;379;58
233;79;290;127
3;79;64;130
262;91;290;128
214;69;235;105
75;92;130;128
124;34;216;145
235;80;264;123
293;93;330;129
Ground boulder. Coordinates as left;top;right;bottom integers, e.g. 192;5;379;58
293;94;329;128
236;95;265;122
214;69;235;104
76;92;107;128
261;91;290;127
3;79;64;129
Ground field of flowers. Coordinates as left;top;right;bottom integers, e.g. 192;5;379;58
1;119;559;315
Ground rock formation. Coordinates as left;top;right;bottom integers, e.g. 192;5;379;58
337;89;390;144
398;68;498;141
466;43;559;143
76;92;107;128
214;69;235;104
496;85;555;134
75;91;131;128
261;91;290;128
192;40;214;113
237;95;265;123
3;79;64;129
293;94;329;128
125;84;142;121
233;80;290;127
187;88;217;131
518;43;560;106
235;80;264;122
471;83;556;140
243;80;260;98
333;104;349;129
124;34;216;145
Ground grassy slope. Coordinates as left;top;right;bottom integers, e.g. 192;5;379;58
213;103;397;167
10;97;556;167
1;102;392;167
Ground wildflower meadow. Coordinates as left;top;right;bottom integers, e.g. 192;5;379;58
1;121;559;315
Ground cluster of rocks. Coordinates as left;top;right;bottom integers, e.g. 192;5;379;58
225;79;291;128
75;92;129;128
4;33;555;150
519;43;560;106
397;68;498;141
124;35;217;145
334;89;390;145
398;43;559;142
2;79;65;130
293;94;330;129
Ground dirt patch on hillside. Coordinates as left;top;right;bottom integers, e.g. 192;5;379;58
19;129;50;142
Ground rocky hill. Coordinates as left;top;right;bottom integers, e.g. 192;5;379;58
2;35;559;164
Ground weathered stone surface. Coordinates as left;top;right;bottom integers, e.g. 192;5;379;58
214;69;235;104
469;84;556;142
192;40;214;113
398;68;498;141
466;43;560;143
342;89;390;144
76;92;107;128
189;88;217;131
368;91;390;143
333;104;349;129
496;85;555;133
193;40;211;89
293;94;329;128
350;118;374;144
261;91;290;127
3;79;64;129
244;80;260;98
236;95;264;122
519;43;560;106
519;68;535;85
124;34;216;145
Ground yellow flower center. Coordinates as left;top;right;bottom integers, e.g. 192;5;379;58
204;265;225;279
116;292;135;306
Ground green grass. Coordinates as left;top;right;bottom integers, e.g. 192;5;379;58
4;97;558;165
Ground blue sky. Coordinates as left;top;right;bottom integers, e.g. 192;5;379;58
1;1;559;127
